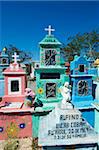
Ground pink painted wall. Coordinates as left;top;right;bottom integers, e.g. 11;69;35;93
4;75;26;95
3;75;26;102
0;113;32;140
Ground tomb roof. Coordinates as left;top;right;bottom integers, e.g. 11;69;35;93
39;35;61;45
3;52;26;74
70;55;88;71
3;63;26;74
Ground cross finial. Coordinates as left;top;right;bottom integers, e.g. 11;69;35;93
45;25;55;36
12;52;20;64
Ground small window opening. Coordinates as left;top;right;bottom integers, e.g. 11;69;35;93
11;80;19;92
79;65;84;72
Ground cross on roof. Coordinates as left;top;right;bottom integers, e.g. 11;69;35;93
45;25;55;36
12;52;20;64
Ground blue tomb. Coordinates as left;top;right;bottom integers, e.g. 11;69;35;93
70;55;95;127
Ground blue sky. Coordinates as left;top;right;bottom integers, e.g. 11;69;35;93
0;1;99;60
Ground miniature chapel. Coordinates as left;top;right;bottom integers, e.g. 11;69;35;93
32;25;69;138
0;52;34;141
70;55;96;127
2;52;26;103
35;25;68;109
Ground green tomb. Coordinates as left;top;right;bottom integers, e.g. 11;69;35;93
33;25;68;137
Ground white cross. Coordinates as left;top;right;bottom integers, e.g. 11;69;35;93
45;25;55;36
12;52;20;64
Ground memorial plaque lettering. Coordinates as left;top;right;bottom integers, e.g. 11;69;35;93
47;114;92;140
39;109;98;146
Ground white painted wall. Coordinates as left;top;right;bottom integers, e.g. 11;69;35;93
8;77;21;95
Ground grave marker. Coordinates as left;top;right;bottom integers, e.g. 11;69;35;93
39;105;98;149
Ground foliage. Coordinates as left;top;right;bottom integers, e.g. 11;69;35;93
4;45;33;63
62;30;99;62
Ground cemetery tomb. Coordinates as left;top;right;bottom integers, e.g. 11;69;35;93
33;25;69;138
0;52;34;141
2;52;26;103
35;25;68;108
38;105;98;150
70;55;96;127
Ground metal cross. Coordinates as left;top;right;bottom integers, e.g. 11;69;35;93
45;25;55;36
12;52;20;64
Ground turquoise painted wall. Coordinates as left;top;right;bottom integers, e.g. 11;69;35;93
0;79;5;97
32;115;39;138
36;68;68;103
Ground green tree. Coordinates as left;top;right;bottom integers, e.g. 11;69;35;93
62;30;99;62
5;45;33;63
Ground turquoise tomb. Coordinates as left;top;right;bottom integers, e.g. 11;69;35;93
33;25;68;137
35;25;68;109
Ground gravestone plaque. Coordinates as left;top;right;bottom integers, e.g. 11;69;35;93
38;106;98;146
